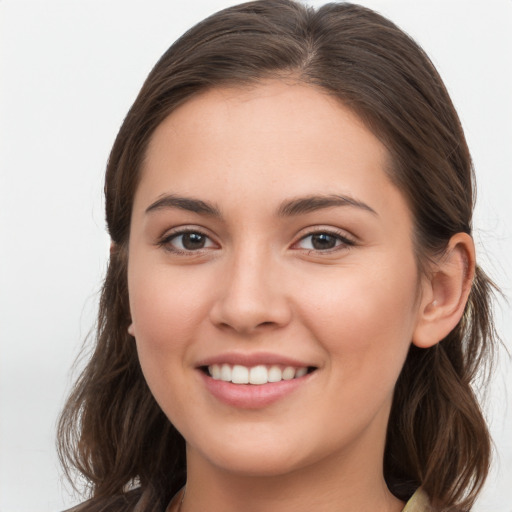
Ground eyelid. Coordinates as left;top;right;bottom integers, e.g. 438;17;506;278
291;226;357;252
155;224;356;256
156;225;219;254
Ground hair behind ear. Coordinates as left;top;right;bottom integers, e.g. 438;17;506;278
385;264;497;509
57;247;187;508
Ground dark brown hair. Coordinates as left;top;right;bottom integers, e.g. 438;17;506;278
58;2;497;511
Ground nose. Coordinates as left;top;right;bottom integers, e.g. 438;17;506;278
209;246;292;335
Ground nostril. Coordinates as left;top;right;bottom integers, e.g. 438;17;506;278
257;321;277;328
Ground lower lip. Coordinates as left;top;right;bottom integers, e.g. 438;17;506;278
200;371;311;409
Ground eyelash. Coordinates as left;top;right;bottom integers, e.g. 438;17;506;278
157;228;216;255
157;227;356;255
294;229;356;254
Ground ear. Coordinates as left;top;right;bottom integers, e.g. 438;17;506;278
412;233;475;348
128;323;135;336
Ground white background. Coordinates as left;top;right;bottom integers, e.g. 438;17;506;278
0;1;511;511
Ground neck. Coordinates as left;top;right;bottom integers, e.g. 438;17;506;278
180;438;404;512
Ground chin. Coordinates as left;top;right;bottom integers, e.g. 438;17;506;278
188;426;348;480
188;435;316;478
212;453;308;478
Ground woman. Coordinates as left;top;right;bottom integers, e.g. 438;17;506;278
58;1;498;511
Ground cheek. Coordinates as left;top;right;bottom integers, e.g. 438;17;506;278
127;264;212;420
296;259;419;368
128;263;212;358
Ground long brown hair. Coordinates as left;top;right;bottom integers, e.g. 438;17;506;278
58;2;498;511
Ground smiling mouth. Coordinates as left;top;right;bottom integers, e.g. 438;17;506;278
201;364;316;385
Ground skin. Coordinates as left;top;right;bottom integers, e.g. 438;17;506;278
127;81;474;512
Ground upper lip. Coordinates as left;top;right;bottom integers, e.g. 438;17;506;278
195;352;315;368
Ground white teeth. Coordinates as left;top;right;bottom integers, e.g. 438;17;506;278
231;365;249;384
249;365;268;385
211;364;221;379
282;366;296;380
268;365;282;382
207;364;310;384
220;364;232;381
295;367;308;378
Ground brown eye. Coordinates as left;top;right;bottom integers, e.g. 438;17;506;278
163;231;216;253
181;232;207;250
295;231;355;252
310;233;338;250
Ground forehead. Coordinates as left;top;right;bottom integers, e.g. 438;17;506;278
148;81;379;151
135;80;408;226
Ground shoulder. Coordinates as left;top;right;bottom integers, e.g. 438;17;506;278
402;488;432;512
62;489;143;512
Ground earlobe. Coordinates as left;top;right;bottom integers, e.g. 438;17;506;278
412;233;475;349
128;323;135;337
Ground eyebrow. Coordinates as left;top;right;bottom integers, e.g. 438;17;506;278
145;194;221;216
145;193;377;218
277;194;377;217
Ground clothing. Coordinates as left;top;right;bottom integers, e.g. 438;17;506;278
163;487;432;512
403;488;431;512
66;486;431;512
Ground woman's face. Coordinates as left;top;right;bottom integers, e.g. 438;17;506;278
128;81;426;477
